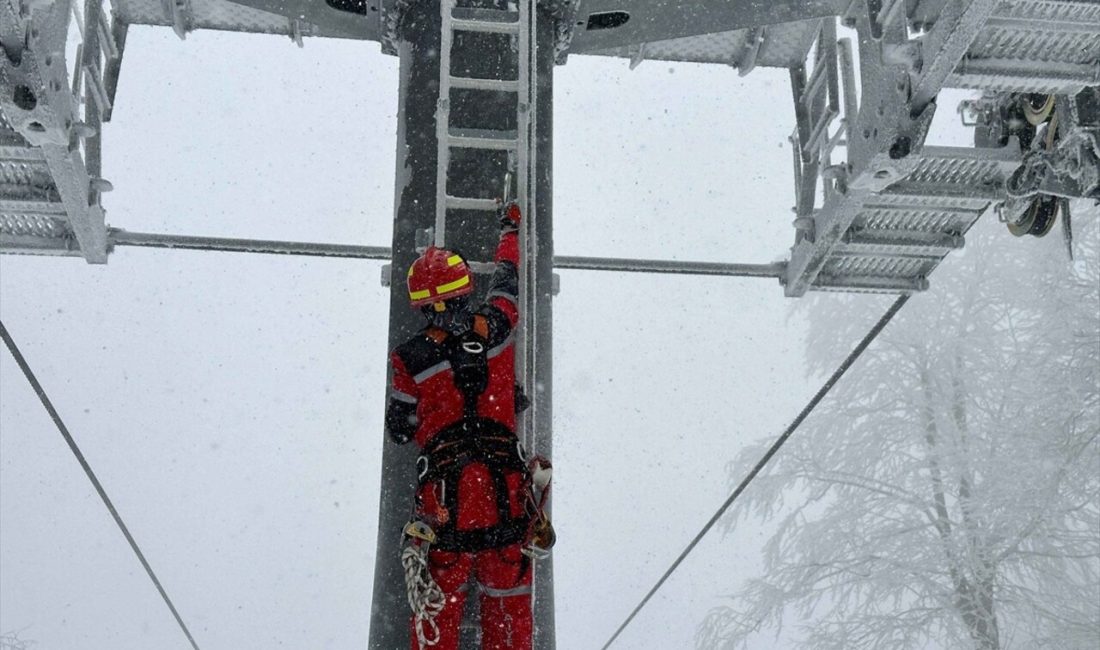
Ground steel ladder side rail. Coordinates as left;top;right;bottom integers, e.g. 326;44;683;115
433;0;456;246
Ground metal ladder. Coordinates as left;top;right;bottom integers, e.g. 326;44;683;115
433;0;540;454
433;0;536;246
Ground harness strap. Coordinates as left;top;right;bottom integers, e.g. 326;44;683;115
436;517;530;552
415;319;529;553
418;417;531;552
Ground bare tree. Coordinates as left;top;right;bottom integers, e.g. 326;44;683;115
0;631;35;650
698;212;1100;650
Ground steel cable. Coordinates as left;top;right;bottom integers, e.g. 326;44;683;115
0;319;202;650
601;294;911;649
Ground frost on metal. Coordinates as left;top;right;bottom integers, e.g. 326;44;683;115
0;0;111;262
5;0;1099;294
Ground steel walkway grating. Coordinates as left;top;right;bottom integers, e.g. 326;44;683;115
0;152;53;190
948;0;1100;93
852;206;974;233
0;212;70;238
802;145;1021;294
0;143;75;250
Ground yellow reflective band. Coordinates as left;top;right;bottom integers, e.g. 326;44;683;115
436;274;470;295
447;254;464;267
409;289;431;301
407;266;415;277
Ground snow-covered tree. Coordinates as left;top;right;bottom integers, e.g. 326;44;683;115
0;632;34;650
698;211;1100;650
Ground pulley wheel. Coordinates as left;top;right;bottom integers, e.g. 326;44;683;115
1023;94;1055;126
1008;196;1059;237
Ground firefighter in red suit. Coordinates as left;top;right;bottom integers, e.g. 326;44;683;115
385;202;534;650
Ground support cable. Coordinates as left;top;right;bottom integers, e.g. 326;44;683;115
0;320;202;650
600;294;911;649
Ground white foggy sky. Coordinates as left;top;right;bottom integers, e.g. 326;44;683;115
1;26;975;649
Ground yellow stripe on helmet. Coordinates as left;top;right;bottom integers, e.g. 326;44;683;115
435;274;470;295
409;289;431;301
447;254;464;267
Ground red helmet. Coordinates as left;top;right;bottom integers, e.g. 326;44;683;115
406;246;474;307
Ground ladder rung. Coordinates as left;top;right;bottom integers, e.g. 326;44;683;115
447;128;518;151
467;260;498;275
449;76;519;92
450;18;520;34
802;59;829;109
445;196;500;211
97;8;119;61
450;7;520;34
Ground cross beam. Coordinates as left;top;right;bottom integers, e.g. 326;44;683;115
104;229;787;279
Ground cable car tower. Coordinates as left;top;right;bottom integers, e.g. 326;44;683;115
2;0;1098;648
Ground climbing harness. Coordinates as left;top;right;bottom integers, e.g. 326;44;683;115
404;305;540;552
416;415;532;551
402;521;446;648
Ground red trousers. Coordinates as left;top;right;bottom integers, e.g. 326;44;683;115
410;542;533;650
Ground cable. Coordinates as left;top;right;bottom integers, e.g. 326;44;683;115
0;320;202;650
601;294;910;649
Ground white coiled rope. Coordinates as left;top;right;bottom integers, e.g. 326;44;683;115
402;543;447;647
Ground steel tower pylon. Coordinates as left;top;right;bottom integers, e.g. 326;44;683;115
371;1;555;647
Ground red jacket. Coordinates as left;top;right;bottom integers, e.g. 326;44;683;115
385;229;528;550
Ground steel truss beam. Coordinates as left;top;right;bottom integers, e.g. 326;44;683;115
0;0;116;263
779;0;1095;296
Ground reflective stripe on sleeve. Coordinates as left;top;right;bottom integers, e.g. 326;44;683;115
413;360;451;384
389;389;418;404
486;289;518;304
479;583;532;598
487;333;514;359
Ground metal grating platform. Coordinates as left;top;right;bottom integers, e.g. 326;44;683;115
0;141;83;256
794;146;1023;294
1;0;113;262
947;0;1100;93
3;0;1094;296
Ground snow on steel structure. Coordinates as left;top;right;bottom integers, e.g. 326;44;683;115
2;0;1099;648
3;2;1098;284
